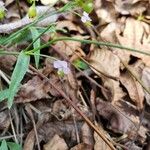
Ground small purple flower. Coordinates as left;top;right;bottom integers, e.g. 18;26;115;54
53;60;70;74
81;11;92;23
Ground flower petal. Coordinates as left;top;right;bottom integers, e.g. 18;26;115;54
53;60;62;68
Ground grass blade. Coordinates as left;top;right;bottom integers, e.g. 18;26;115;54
0;89;9;102
30;27;41;68
8;51;30;108
0;140;8;150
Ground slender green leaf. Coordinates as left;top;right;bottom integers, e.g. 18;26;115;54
0;89;9;102
30;27;40;68
59;1;76;12
7;142;22;150
8;51;30;108
73;59;89;70
0;140;8;150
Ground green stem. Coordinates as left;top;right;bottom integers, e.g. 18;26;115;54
24;23;55;51
28;37;150;56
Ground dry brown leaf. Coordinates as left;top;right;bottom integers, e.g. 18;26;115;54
15;76;50;103
114;99;148;142
53;35;84;57
120;71;144;109
100;22;119;43
116;18;150;66
43;134;68;150
141;67;150;105
52;99;71;120
125;141;142;150
96;98;137;134
94;123;111;150
38;121;83;148
94;0;117;25
70;143;92;150
89;48;125;102
114;0;148;15
81;123;94;148
56;20;84;34
0;110;10;130
0;55;16;72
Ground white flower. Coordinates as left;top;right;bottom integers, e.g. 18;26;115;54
53;60;70;74
81;11;92;23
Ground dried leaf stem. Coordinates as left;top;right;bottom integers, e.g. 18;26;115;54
29;65;116;150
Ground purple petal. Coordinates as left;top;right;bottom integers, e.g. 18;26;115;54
63;67;70;74
60;61;68;68
53;60;63;68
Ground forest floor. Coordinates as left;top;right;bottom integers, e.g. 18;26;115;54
0;0;150;150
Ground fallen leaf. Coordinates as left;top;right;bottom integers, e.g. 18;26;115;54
53;35;85;57
81;123;94;148
116;18;150;67
141;67;150;105
114;0;148;15
120;71;144;109
0;110;10;130
70;143;92;150
56;20;84;34
38;121;84;148
94;0;117;25
15;76;50;103
94;123;111;150
96;98;137;134
89;48;125;102
43;134;68;150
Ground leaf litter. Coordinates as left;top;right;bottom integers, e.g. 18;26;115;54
0;0;150;150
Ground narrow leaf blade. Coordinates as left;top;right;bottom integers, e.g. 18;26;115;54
7;142;22;150
0;140;8;150
30;27;41;68
0;89;9;102
8;51;30;108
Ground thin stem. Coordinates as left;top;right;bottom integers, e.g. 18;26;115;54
28;37;150;57
24;23;56;51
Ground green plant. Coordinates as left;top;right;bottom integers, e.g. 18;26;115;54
0;140;21;150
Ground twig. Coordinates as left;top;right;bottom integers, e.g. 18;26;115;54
29;65;116;150
9;111;18;144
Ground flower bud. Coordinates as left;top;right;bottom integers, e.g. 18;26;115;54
83;2;93;13
0;8;6;20
28;4;37;18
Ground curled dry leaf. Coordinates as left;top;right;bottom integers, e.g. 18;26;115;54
0;55;16;72
56;20;84;34
114;0;148;15
43;134;68;150
141;67;150;105
96;98;137;134
125;141;142;150
116;18;150;67
0;110;10;130
120;71;144;109
53;35;85;57
94;123;111;150
94;0;117;25
81;123;94;148
70;143;92;150
38;121;83;148
52;99;71;120
114;100;148;142
15;76;50;103
15;73;69;103
89;48;125;102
